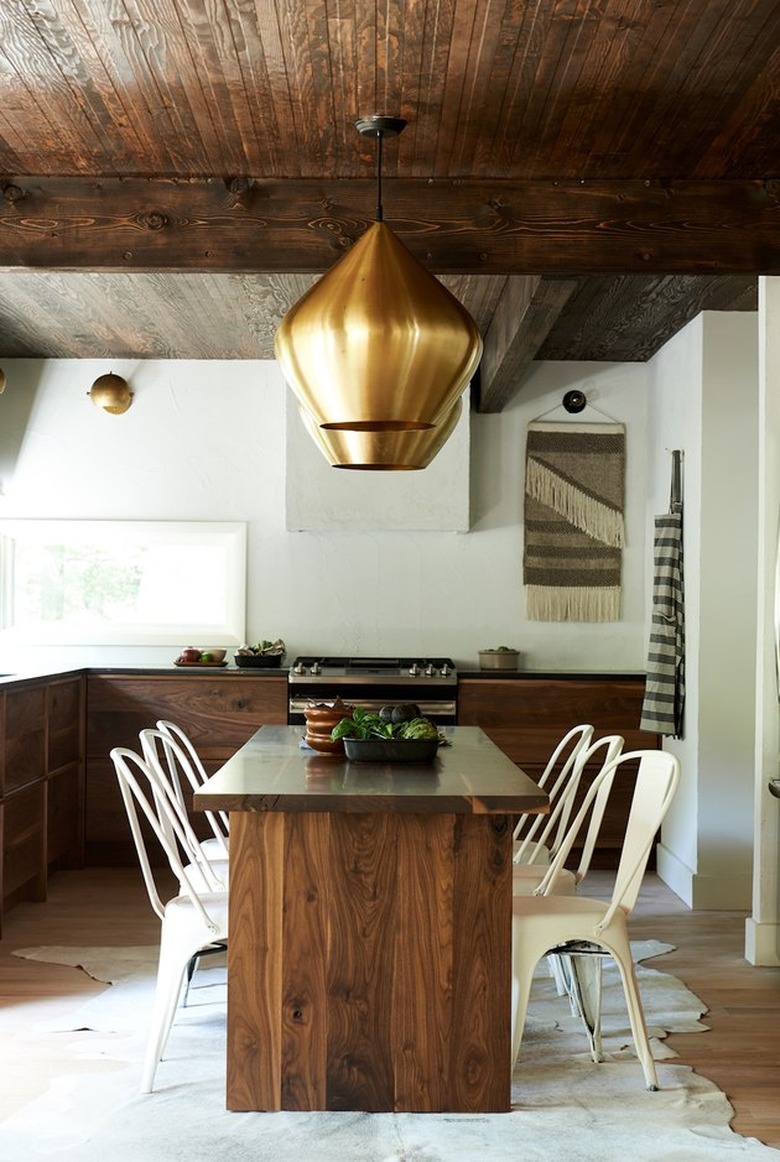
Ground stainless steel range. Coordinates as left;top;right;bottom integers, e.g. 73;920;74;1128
288;655;458;725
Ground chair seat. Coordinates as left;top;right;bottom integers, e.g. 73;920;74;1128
165;890;228;937
181;856;229;893
513;863;575;896
513;893;624;925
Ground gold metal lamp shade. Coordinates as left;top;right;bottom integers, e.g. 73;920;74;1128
298;395;463;470
276;220;481;433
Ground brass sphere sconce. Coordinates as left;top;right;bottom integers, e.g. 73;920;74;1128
87;372;134;415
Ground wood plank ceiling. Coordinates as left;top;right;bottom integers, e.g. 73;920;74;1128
0;1;777;409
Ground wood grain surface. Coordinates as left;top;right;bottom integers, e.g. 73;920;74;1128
227;807;513;1112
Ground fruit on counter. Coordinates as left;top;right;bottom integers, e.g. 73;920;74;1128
331;705;439;742
391;703;422;723
181;646;201;663
200;652;213;663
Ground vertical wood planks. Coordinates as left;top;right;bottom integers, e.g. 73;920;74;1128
225;808;513;1112
227;811;284;1110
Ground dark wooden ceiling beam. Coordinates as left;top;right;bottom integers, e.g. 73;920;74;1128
0;176;778;275
477;276;579;413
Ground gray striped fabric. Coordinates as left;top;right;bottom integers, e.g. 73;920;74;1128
640;512;685;738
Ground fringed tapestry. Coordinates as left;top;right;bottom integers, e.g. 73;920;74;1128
523;421;625;622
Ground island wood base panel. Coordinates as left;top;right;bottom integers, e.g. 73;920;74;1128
226;809;513;1113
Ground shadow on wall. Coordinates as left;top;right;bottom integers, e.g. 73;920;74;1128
0;362;46;487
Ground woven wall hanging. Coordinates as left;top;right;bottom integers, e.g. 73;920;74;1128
523;421;625;622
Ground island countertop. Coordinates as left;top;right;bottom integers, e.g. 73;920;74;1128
194;724;547;816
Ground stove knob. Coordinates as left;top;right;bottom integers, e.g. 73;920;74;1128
408;663;420;676
294;661;306;674
425;663;435;676
440;663;451;676
311;662;322;675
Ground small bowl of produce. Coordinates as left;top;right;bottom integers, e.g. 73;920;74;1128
201;647;227;663
478;646;520;670
234;639;286;668
331;703;441;763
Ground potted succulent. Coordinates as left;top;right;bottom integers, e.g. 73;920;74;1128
234;638;287;668
478;645;520;671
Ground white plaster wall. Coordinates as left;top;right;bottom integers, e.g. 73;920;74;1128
0;356;649;673
646;318;703;895
648;312;759;910
747;277;780;965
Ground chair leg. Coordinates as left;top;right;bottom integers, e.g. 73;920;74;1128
565;954;604;1062
510;951;541;1071
606;932;659;1091
546;953;570;997
141;937;191;1094
182;953;199;1008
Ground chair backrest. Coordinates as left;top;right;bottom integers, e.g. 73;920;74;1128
110;746;225;934
536;749;681;930
561;733;625;884
143;724;229;855
513;724;595;864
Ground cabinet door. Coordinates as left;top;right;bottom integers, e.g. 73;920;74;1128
85;673;289;864
47;677;84;772
4;686;46;794
458;677;659;868
3;781;46;911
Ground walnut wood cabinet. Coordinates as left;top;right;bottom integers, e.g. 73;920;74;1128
457;675;660;868
85;672;289;864
0;673;85;930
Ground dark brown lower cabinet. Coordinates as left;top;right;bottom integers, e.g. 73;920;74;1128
85;673;289;865
0;673;85;931
457;675;660;868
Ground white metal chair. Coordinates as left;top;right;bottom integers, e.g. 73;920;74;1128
152;720;229;856
111;745;229;1093
510;749;681;1090
513;724;595;867
140;727;229;875
512;733;625;897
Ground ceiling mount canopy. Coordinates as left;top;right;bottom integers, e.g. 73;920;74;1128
274;115;482;468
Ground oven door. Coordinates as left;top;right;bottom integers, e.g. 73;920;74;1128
288;694;457;726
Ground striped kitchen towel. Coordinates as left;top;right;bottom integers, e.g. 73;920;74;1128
523;421;625;622
640;511;685;738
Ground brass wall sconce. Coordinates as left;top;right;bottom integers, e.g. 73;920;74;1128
0;368;5;394
87;372;133;415
275;116;482;468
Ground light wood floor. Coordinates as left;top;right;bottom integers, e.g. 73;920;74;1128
0;868;779;1147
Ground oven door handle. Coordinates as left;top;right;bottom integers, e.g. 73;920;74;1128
288;697;457;716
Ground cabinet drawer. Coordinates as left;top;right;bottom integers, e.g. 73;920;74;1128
87;674;288;763
458;676;659;869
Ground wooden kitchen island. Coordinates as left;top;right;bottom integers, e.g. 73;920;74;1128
194;725;547;1114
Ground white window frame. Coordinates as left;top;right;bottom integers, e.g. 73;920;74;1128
0;520;246;646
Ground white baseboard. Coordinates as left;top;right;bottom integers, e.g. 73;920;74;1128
745;917;780;966
655;844;694;906
655;844;753;910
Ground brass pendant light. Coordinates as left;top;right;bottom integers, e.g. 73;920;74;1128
275;116;482;454
297;395;463;471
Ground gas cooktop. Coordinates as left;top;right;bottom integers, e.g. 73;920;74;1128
289;655;456;680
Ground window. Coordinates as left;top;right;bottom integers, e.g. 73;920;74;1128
0;520;246;645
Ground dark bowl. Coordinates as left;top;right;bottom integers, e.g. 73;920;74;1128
343;737;439;763
234;653;283;668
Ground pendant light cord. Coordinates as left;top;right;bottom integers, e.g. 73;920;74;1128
375;130;384;222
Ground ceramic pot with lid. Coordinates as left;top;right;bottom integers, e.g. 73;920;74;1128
304;697;352;754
